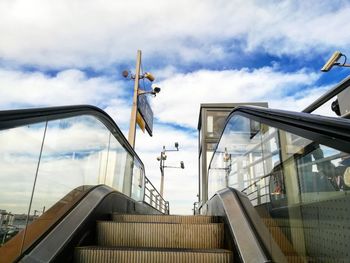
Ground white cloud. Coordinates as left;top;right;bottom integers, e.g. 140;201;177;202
0;0;349;68
154;67;320;128
0;68;134;124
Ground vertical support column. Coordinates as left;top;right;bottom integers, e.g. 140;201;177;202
128;50;142;148
160;147;165;197
160;167;165;197
149;189;155;206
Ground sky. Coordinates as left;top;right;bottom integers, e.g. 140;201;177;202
1;0;350;214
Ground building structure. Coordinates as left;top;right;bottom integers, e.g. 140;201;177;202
197;102;268;204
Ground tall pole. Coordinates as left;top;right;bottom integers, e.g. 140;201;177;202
128;50;142;148
160;147;165;197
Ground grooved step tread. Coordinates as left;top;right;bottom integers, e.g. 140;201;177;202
97;221;224;249
112;214;219;224
75;247;233;263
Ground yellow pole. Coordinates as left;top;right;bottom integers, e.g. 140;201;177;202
128;50;142;148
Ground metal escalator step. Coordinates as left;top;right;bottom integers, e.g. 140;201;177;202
97;221;224;249
112;214;219;224
75;247;233;263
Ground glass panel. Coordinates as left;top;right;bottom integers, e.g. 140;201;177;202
131;159;144;201
22;116;110;250
209;114;350;262
205;111;230;138
207;115;213;134
106;136;128;192
29;116;109;216
0;122;46;252
206;143;217;171
0;114;149;261
122;153;134;197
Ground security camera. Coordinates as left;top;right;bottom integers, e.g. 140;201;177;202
321;51;342;72
150;87;161;97
157;156;161;161
180;161;185;169
153;87;161;93
175;142;179;149
331;99;341;116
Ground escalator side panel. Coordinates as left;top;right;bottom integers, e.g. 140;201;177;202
20;185;161;263
203;188;285;263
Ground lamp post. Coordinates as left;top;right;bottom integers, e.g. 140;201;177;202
128;50;142;148
157;142;185;197
123;50;160;148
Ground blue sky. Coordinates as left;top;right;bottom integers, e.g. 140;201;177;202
1;0;350;214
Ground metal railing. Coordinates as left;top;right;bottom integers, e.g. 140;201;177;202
144;177;169;214
192;201;200;215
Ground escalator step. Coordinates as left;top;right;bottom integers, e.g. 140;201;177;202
97;221;224;249
75;247;233;263
112;214;219;224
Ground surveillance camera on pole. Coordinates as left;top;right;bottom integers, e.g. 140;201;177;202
321;51;350;72
157;142;184;197
180;161;185;169
153;87;161;95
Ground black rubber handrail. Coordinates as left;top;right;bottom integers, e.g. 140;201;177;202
210;105;350;167
0;104;143;168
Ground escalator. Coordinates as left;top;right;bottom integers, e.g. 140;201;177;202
1;104;350;262
0;106;170;262
0;106;237;263
205;106;350;263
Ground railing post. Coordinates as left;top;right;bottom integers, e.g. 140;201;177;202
149;189;155;206
155;195;160;210
166;201;170;214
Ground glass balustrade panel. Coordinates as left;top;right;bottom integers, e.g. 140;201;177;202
0;123;46;252
0;114;147;260
209;114;350;262
22;115;110;251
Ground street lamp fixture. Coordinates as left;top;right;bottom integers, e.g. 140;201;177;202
157;142;185;197
321;51;350;72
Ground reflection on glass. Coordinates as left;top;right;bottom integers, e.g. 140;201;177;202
206;111;230;138
131;159;144;201
208;114;350;262
0;114;146;260
106;136;128;192
0;123;46;252
29;116;110;219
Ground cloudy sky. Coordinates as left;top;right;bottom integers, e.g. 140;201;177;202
1;0;350;214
